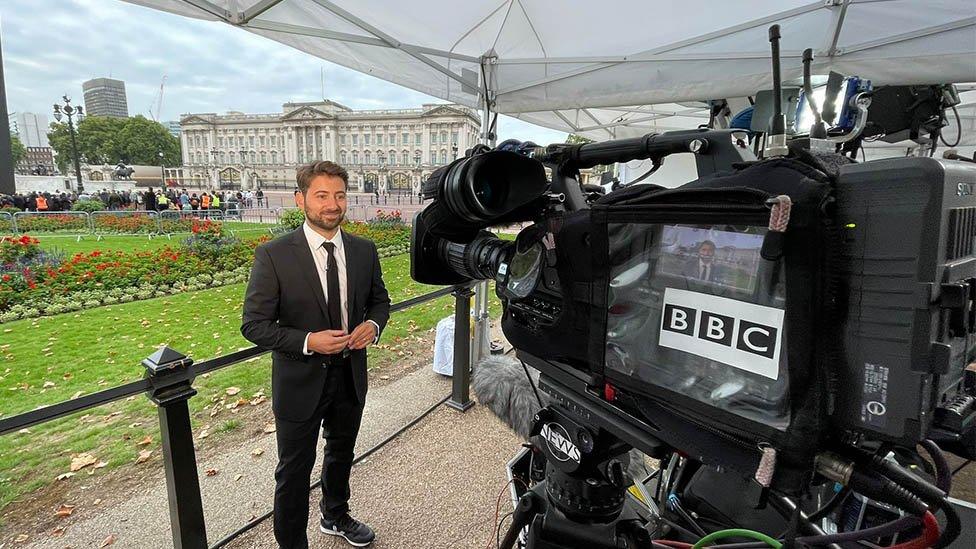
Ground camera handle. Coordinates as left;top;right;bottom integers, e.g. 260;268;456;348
546;129;756;212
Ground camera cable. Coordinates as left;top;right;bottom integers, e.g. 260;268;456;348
701;513;930;548
950;459;971;476
919;439;951;493
857;451;961;548
518;359;544;409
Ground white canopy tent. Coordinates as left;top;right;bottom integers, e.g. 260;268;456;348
123;0;975;141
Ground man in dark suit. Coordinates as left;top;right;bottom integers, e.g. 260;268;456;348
242;161;390;548
682;239;723;282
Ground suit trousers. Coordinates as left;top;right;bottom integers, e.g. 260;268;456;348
273;359;365;549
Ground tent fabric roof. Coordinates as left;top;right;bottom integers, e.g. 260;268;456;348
123;0;975;139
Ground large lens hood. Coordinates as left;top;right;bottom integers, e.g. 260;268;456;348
441;150;548;224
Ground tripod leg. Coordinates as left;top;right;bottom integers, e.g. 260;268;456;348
499;491;543;549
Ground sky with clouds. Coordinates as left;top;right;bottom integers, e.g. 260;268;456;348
1;0;568;145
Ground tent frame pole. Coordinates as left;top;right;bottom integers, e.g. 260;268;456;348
470;56;497;371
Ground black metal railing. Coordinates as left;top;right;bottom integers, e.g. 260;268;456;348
0;284;475;549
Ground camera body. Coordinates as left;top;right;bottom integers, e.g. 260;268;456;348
412;131;976;487
833;157;976;446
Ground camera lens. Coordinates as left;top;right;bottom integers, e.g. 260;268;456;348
442;150;547;224
473;178;503;211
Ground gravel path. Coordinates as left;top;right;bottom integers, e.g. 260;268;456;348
18;367;479;549
229;405;521;548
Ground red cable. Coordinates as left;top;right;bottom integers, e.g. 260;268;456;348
654;541;694;548
886;512;940;549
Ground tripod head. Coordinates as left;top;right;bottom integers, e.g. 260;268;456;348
498;405;653;549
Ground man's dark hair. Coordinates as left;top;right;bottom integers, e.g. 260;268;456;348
699;240;716;250
296;161;348;194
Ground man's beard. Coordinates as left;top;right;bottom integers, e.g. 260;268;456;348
305;207;344;232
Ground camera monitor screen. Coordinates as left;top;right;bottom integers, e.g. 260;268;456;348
605;223;790;430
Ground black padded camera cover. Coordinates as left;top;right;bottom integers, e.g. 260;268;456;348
588;156;840;489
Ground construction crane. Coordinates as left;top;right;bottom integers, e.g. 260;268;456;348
148;75;167;122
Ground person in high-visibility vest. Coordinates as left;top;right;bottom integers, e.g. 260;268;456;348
157;193;169;211
35;194;48;211
211;193;221;211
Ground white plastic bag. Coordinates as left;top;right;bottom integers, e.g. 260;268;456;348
432;315;455;376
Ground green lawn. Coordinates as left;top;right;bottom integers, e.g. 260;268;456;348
0;252;495;516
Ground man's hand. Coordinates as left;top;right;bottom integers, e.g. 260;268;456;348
347;322;377;350
307;330;351;355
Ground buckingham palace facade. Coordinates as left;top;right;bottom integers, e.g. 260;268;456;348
179;100;480;193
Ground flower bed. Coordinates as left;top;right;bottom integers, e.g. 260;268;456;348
158;215;198;234
0;213;14;234
275;209;409;255
0;231;269;321
13;213;90;233
91;212;159;234
1;211;411;321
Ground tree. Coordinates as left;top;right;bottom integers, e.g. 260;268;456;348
566;133;594;145
116;116;181;166
9;135;26;169
48;115;181;172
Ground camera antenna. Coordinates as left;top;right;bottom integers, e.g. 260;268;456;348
803;48;828;139
765;24;789;157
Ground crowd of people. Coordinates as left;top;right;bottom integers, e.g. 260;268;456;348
0;187;268;215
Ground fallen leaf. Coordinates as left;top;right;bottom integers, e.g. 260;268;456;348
17;428;30;434
51;525;66;537
250;396;267;406
94;498;102;505
251;448;264;457
136;435;152;446
70;453;98;472
100;533;117;547
235;474;244;481
263;424;276;434
198;430;210;440
205;468;218;476
56;472;75;481
71;391;84;399
128;422;142;428
136;450;152;464
55;503;75;518
43;381;56;388
94;461;108;469
14;533;28;542
225;387;241;396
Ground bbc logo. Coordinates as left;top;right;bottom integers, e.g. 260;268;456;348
662;304;778;359
657;288;784;380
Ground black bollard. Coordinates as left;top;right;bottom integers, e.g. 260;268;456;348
447;286;475;411
143;346;208;549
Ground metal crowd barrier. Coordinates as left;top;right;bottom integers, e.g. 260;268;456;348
0;284;474;548
157;210;225;237
12;210;92;239
232;208;281;224
0;211;14;234
90;210;161;238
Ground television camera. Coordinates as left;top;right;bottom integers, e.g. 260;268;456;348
411;24;975;549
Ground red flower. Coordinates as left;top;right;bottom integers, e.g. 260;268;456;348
27;281;36;289
1;274;10;282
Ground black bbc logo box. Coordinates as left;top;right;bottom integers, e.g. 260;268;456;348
662;303;778;359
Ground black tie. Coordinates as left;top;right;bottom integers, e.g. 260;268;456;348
322;242;342;331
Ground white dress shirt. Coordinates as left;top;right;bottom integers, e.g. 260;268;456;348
301;222;379;354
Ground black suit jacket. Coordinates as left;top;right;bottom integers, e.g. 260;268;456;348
241;227;391;422
681;257;727;283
